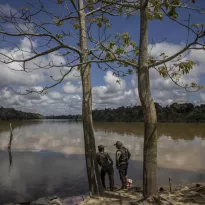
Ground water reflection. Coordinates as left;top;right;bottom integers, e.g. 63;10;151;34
0;120;204;203
94;122;205;140
0;151;88;204
8;149;12;172
7;123;14;173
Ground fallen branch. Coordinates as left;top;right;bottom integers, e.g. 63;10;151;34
188;185;205;192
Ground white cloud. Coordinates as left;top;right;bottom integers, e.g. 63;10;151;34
0;4;17;16
7;23;35;33
0;40;204;115
92;72;137;109
47;91;62;100
63;82;82;94
144;42;205;106
104;71;126;92
149;42;183;59
200;94;205;102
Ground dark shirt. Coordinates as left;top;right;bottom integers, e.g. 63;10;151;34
96;152;113;168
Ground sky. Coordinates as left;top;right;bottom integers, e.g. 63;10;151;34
0;0;204;116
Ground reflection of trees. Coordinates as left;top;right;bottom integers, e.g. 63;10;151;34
0;120;85;155
8;149;12;173
0;152;88;204
7;123;13;172
0;121;44;168
94;122;205;140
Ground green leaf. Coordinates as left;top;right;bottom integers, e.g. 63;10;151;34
105;52;114;60
115;47;125;55
191;23;200;28
178;60;195;74
97;22;102;28
155;11;163;20
56;34;62;39
54;18;64;26
74;24;80;30
128;69;133;74
116;80;120;84
108;41;116;49
158;66;168;77
168;7;178;19
130;41;137;47
133;48;139;56
146;10;155;20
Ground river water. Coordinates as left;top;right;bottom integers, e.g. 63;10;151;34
0;120;205;204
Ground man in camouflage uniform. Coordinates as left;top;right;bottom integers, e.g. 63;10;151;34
114;141;131;189
96;145;114;191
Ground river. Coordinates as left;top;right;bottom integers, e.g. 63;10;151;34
0;120;205;204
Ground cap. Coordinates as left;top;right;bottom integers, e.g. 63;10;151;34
98;145;105;149
114;141;123;146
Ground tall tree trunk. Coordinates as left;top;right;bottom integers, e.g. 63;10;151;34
78;0;104;197
138;0;158;199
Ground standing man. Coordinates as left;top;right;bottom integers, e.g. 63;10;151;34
96;145;114;191
114;141;131;189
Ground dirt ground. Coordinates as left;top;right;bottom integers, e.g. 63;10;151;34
82;183;205;205
4;183;205;205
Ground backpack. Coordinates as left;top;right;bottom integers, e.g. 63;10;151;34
119;147;131;162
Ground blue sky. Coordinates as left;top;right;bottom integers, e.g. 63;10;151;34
0;0;204;115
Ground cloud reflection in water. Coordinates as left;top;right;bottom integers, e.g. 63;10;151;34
0;120;205;204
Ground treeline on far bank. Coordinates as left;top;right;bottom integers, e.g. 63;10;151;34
46;103;205;122
0;106;45;120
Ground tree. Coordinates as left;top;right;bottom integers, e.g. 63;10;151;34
0;0;121;196
1;0;205;199
137;0;205;197
94;0;205;198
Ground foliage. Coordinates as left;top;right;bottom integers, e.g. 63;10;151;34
0;107;44;120
46;103;205;123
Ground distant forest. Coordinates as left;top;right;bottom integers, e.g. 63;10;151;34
0;107;45;120
46;103;205;122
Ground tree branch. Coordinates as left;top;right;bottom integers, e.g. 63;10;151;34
0;30;81;54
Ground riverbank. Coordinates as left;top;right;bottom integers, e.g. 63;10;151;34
4;183;205;205
82;183;205;205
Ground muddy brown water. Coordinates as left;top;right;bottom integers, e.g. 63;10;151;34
0;120;205;204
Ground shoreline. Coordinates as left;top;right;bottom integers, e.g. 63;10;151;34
1;119;205;124
4;182;205;205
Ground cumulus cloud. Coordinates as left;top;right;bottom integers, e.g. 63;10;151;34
92;71;138;109
0;4;17;16
136;42;205;106
104;71;126;92
47;91;62;100
200;94;205;102
63;82;82;94
0;39;204;115
0;37;81;88
7;23;35;33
